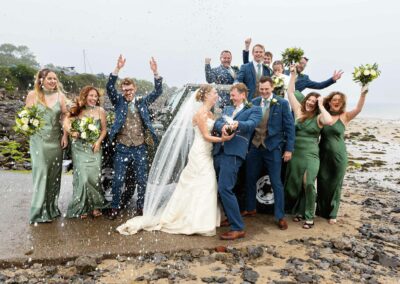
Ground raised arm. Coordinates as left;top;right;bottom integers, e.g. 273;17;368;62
106;55;126;106
205;58;216;83
305;70;343;90
317;96;333;127
287;65;302;119
243;37;251;64
143;57;163;105
345;85;368;122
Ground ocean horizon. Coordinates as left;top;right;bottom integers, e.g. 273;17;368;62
356;102;400;120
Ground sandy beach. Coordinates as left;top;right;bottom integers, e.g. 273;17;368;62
0;117;399;283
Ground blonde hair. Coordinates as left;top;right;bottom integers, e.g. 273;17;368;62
195;84;213;102
33;68;62;106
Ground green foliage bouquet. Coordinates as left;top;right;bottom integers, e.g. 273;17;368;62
352;63;381;86
281;47;304;67
14;106;45;136
106;111;115;128
71;117;100;144
271;75;285;97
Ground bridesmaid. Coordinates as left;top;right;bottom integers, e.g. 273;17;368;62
25;69;69;223
317;86;368;224
284;65;333;229
64;86;108;219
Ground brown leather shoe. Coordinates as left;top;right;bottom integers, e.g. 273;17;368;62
241;210;257;217
220;230;246;240
278;218;288;230
220;219;230;227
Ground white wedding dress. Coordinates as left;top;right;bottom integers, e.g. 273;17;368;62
117;118;221;236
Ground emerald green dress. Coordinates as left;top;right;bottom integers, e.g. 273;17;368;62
284;116;321;221
67;119;108;217
317;119;347;219
29;100;63;223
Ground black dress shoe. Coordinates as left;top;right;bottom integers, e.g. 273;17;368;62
135;208;143;216
107;208;120;220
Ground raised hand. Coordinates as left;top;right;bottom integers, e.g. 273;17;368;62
361;85;369;96
150;57;158;75
116;54;126;70
332;70;344;81
317;96;324;106
244;37;252;51
205;58;211;64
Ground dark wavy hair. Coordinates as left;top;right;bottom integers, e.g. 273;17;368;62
299;92;321;123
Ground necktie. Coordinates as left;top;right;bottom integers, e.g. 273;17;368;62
257;63;262;80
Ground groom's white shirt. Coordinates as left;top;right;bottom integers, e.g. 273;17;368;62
232;103;244;118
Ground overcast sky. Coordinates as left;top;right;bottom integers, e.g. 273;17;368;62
1;0;398;104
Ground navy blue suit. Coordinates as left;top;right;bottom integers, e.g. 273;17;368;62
236;62;272;101
205;64;238;108
284;70;336;100
106;74;163;210
244;95;295;220
213;104;262;231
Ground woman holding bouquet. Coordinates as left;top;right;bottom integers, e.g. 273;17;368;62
284;65;333;229
64;86;108;219
25;69;69;223
317;86;368;224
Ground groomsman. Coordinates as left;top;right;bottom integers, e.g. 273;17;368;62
243;76;295;230
205;50;238;108
236;44;272;101
287;57;343;102
106;55;163;219
243;38;273;73
213;83;262;240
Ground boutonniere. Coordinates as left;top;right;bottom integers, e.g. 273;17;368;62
270;98;279;106
244;100;253;109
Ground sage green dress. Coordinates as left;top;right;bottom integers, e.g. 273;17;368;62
284;116;321;221
317;119;347;219
67;119;108;217
29;100;63;223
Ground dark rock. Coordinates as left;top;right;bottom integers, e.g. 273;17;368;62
242;269;259;283
201;276;217;283
331;238;352;250
295;273;314;283
74;256;97;274
216;277;227;283
135;276;145;281
152;252;167;264
391;207;400;213
152;268;170;280
373;252;399;268
247;245;264;259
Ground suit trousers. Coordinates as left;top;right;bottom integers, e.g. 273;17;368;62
111;143;148;209
245;144;285;220
214;152;244;231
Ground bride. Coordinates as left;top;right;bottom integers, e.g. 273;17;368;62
117;85;234;236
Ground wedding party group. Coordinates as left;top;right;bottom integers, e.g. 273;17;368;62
22;37;375;241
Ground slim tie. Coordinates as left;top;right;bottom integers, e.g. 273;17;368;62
257;63;262;80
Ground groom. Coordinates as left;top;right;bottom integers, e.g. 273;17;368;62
213;83;262;240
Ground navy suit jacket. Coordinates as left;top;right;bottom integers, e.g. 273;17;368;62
205;64;238;84
213;105;262;160
252;95;295;152
284;70;336;93
106;74;163;144
236;62;272;101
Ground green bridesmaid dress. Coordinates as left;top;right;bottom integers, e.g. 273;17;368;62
67;118;108;218
284;116;321;221
317;119;347;219
29;98;63;223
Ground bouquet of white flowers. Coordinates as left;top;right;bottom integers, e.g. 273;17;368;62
352;63;381;86
71;117;100;144
281;47;304;67
14;106;45;136
272;75;285;97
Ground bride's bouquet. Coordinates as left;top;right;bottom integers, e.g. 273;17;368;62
14;106;45;136
70;117;100;144
352;63;381;86
281;47;304;67
272;75;285;97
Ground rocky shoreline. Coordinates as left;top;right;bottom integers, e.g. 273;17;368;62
0;118;399;283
